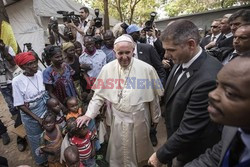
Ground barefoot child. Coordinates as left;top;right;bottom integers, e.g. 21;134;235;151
40;112;64;167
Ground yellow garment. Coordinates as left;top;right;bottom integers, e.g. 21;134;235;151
62;42;74;52
0;21;18;53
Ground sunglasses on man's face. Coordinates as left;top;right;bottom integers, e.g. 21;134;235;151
211;26;218;28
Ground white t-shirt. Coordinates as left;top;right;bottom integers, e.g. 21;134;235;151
12;70;46;106
76;20;90;48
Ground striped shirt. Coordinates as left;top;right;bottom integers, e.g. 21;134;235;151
70;131;95;160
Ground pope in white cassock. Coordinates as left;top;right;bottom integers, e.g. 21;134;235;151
77;34;164;167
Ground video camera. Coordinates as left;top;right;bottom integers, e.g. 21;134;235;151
144;12;157;31
57;11;80;24
94;9;102;28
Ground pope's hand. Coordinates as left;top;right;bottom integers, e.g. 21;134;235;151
76;115;91;127
148;152;162;167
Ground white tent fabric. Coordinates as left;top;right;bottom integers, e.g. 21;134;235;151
6;0;44;56
5;0;119;66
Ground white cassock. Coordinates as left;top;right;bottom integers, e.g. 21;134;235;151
86;57;164;167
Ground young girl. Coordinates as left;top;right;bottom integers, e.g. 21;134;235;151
12;52;48;165
40;112;64;167
66;118;96;167
47;98;66;130
65;97;83;121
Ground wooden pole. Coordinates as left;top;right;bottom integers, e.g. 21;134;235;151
103;0;110;31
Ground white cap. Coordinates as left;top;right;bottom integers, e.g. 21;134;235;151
114;34;134;45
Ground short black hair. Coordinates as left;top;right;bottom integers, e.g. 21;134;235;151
80;6;89;14
229;9;250;23
160;19;200;45
42;111;56;124
64;145;80;165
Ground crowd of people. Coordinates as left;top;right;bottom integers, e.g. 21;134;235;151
0;4;250;167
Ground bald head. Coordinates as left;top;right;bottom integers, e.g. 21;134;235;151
221;56;250;81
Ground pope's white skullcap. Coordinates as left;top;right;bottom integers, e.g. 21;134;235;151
114;34;134;45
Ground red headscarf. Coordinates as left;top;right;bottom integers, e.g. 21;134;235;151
15;52;36;66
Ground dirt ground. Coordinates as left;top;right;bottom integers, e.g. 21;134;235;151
0;93;167;167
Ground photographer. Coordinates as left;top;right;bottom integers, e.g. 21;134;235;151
48;16;69;46
67;7;91;47
58;11;81;43
143;12;165;60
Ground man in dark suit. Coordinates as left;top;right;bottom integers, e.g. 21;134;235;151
200;19;223;50
217;16;233;48
221;10;250;64
148;19;222;167
185;53;250;167
126;24;167;85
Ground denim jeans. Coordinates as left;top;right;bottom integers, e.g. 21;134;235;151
21;93;49;165
88;119;101;151
82;157;96;167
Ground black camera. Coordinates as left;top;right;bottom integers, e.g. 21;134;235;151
144;12;157;31
48;16;58;30
94;9;103;28
24;43;32;51
120;22;129;31
57;11;80;23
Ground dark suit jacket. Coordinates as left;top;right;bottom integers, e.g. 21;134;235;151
157;51;223;164
217;36;233;48
185;126;238;167
153;38;165;60
200;34;224;49
200;36;212;48
137;43;166;84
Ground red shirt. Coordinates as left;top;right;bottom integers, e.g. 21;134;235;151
70;131;94;160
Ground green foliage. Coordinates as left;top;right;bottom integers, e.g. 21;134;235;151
89;0;161;25
164;0;249;17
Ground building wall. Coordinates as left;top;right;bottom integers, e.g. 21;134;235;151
155;5;250;32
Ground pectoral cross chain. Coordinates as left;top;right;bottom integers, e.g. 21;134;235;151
118;91;123;103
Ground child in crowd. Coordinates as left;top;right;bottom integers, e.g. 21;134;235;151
40;112;64;167
66;95;101;150
66;118;96;167
66;97;83;120
47;98;66;130
64;145;84;167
